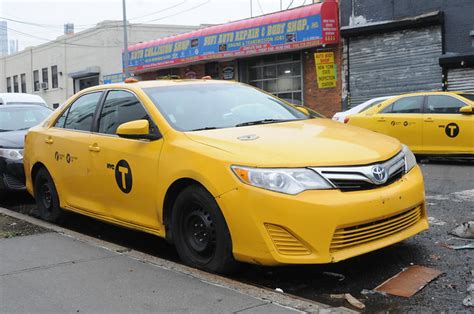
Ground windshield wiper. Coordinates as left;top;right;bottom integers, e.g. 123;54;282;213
235;118;295;127
0;129;11;132
190;127;219;131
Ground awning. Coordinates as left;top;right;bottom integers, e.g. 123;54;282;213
68;66;101;79
126;0;339;73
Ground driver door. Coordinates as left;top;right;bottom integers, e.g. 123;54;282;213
88;90;164;229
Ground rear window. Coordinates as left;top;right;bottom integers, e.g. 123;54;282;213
459;94;474;102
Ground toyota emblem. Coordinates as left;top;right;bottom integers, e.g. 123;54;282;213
371;166;388;184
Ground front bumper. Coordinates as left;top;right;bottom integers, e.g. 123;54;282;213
217;165;428;265
0;157;26;191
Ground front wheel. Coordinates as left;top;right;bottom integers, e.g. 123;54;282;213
34;168;63;222
171;185;237;274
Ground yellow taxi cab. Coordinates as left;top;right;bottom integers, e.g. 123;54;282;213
346;92;474;156
24;80;428;273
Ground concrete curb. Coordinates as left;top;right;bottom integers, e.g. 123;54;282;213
0;207;356;313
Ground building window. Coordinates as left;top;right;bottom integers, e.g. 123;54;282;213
51;65;58;89
20;74;27;93
13;75;19;93
246;52;303;105
42;67;48;89
6;77;11;92
33;70;39;91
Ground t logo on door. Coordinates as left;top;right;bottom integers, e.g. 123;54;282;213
445;123;460;138
114;160;133;193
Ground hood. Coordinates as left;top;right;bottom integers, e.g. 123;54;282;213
0;130;26;148
185;119;401;167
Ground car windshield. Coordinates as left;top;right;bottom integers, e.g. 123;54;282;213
459;94;474;102
360;99;388;112
144;83;309;131
0;106;52;132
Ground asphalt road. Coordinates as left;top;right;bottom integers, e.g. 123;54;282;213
2;160;473;312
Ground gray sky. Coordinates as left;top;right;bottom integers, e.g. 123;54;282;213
1;0;310;51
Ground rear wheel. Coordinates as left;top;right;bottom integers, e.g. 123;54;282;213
172;185;237;274
34;168;63;222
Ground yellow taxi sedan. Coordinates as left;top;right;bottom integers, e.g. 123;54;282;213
24;80;428;273
346;92;474;156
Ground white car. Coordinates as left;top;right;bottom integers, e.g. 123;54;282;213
0;93;47;107
332;96;393;123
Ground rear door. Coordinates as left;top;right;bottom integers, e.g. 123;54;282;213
88;89;164;229
422;95;474;154
376;96;424;152
46;91;103;211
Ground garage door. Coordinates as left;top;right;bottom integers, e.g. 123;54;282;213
348;26;442;107
447;68;474;93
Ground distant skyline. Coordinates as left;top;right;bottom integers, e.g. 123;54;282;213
1;0;310;51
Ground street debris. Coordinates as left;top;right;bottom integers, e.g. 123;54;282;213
330;293;365;310
450;221;474;239
374;265;443;297
463;271;474;307
451;189;474;202
450;243;474;250
428;216;446;226
322;271;345;281
274;288;284;293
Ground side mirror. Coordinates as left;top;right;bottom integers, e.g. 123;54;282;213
459;105;473;114
116;119;160;140
295;106;310;116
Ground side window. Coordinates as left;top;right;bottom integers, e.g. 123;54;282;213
54;108;69;128
426;95;467;114
382;96;423;114
64;92;102;131
98;90;149;135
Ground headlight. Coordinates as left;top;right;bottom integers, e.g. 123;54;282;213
0;148;23;160
231;166;332;195
401;144;416;173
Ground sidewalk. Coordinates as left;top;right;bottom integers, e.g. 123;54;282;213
0;208;348;313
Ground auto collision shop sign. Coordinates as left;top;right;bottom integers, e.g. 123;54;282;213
126;1;339;72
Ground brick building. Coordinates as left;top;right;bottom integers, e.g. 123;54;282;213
127;0;343;117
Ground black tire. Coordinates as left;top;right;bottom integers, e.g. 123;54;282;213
34;168;63;222
171;185;238;274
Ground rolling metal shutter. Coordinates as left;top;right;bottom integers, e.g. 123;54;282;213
348;26;442;107
447;68;474;92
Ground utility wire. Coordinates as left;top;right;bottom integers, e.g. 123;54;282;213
3;26;122;48
256;0;265;15
286;0;295;10
128;0;188;21
141;0;210;23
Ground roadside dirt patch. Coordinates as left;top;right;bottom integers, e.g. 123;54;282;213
0;213;48;238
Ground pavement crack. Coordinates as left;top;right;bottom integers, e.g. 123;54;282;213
232;302;269;313
0;254;118;277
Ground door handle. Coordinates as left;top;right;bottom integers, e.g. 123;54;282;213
424;118;434;122
377;119;386;122
88;145;101;152
44;137;53;144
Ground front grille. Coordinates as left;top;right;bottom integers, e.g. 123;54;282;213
330;205;422;251
265;224;311;256
311;151;406;191
3;174;25;189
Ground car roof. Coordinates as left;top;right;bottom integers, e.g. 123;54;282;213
0;93;47;104
81;79;237;93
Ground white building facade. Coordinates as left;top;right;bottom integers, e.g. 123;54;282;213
0;21;200;107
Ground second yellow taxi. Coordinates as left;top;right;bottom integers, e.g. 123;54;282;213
346;92;474;156
24;80;428;273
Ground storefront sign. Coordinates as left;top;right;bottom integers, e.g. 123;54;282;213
103;73;126;84
315;52;337;88
222;66;234;80
126;1;339;73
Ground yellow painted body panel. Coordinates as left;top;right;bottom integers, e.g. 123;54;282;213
24;80;428;266
348;92;474;155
